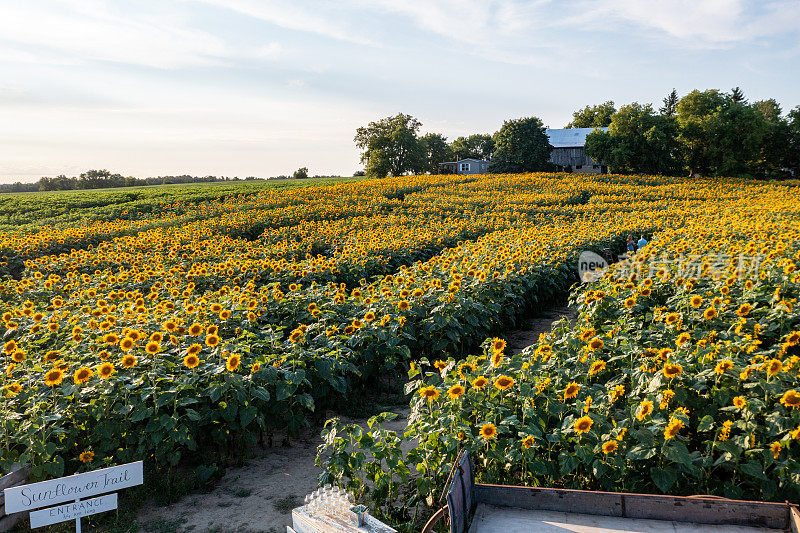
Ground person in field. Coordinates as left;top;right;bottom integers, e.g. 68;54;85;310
626;236;636;255
637;235;648;250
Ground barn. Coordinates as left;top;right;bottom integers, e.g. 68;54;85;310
546;127;609;174
439;158;491;175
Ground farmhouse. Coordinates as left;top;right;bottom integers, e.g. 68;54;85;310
439;158;490;175
546;127;608;174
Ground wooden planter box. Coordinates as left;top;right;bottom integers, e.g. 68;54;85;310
0;464;30;533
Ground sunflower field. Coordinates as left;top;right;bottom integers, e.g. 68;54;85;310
2;174;799;513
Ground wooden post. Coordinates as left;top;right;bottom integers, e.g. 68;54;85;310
0;463;30;533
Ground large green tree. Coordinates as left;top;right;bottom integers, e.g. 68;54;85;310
419;133;454;174
451;134;494;160
566;101;616;128
585;103;681;175
354;113;427;178
489;117;553;173
785;106;800;177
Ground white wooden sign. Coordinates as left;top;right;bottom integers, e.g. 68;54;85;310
29;493;118;528
3;461;142;532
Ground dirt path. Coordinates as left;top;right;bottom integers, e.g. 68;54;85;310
136;305;574;533
506;304;574;354
136;410;411;533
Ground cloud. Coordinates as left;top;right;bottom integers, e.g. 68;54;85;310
0;0;281;69
195;0;380;47
573;0;800;47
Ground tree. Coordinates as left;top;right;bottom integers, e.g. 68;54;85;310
659;89;679;117
675;89;728;176
354;113;427;178
786;106;800;177
753;99;789;178
293;167;309;179
451;134;494;160
731;86;746;104
489;117;553;173
566;101;615;128
419;133;454;174
585;103;681;175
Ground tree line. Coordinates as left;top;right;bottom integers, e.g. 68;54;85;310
356;87;800;179
581;88;799;178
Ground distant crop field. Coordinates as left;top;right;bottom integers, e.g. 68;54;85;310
1;173;798;517
0;176;363;232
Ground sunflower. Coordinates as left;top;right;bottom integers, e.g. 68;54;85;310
419;386;440;401
703;307;717;320
676;332;691;346
636;400;654;420
145;341;160;354
189;323;203;336
479;423;497;439
183;354;200;369
521;435;535;449
624;297;636;308
736;303;752;317
44;368;65;387
574;415;593;434
491;351;504;367
662;362;683;379
3;382;22;396
119;337;135;351
447;384;465;400
780;389;800;408
689;295;702;308
226;354;241;372
589;360;606;376
665;312;679;325
10;350;25;363
364;312;375;322
73;367;92;384
494;375;514;391
471;376;488;389
766;358;783;376
492;338;506;354
206;334;220;348
289;330;303;343
579;328;596;342
786;331;800;347
609;384;625;403
563;381;580;399
98;362;114;379
733;396;747;409
103;333;119;344
434;360;447;371
770;441;782;459
602;441;618;454
664;418;684;440
79;450;95;464
714;359;734;375
2;340;17;354
187;343;202;356
588;337;604;352
209;303;222;313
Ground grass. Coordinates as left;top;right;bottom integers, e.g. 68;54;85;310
273;495;303;514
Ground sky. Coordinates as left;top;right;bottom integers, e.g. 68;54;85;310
1;0;799;182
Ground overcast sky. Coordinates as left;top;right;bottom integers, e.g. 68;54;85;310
1;0;799;182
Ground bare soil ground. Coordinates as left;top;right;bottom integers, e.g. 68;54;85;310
136;305;573;533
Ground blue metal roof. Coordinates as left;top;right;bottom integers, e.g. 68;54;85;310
546;127;608;148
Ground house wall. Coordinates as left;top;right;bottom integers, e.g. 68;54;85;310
456;160;489;174
549;148;604;174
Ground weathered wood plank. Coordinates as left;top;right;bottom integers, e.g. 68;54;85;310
474;484;623;517
0;463;29;492
621;493;788;529
788;505;799;533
